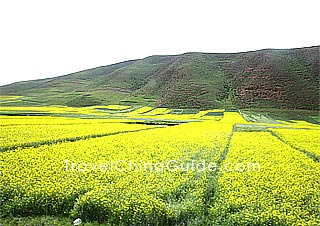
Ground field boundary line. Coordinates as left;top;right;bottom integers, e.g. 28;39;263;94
219;124;236;162
202;124;236;215
0;126;165;152
269;131;320;162
0;121;141;126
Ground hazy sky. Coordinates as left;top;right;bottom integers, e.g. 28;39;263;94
0;0;319;86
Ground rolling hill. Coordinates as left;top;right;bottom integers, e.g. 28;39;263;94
1;46;319;110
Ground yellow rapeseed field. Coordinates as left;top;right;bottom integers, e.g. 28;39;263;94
0;107;319;225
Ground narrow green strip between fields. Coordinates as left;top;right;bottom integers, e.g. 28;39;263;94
219;125;236;162
269;131;320;162
202;124;236;216
0;126;166;152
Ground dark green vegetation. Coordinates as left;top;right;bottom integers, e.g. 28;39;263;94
1;46;319;110
0;216;103;226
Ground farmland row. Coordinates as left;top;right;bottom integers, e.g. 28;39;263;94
0;123;160;151
210;131;320;225
0;119;234;224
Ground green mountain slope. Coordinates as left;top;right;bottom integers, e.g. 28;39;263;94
1;46;319;110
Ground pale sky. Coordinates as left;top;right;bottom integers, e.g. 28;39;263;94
0;0;319;86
